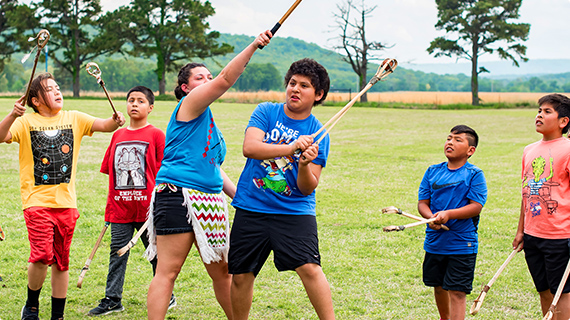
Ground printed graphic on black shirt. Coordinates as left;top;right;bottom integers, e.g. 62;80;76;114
114;141;148;190
31;129;74;185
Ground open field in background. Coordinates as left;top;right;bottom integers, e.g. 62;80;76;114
0;98;549;319
218;91;555;105
1;91;564;106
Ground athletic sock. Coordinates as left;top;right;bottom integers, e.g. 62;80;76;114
51;296;66;319
26;286;42;308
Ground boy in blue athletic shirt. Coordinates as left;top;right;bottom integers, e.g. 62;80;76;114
229;58;335;320
418;125;488;320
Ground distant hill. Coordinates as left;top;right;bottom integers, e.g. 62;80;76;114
2;33;569;93
197;34;570;93
401;59;570;79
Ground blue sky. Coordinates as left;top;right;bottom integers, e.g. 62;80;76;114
101;0;570;69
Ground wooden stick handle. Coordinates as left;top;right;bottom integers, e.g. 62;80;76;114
100;81;118;118
117;219;151;257
258;0;303;49
22;30;50;107
470;244;521;315
77;222;109;288
381;206;449;231
383;217;437;232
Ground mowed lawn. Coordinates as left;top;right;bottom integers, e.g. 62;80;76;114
0;97;545;319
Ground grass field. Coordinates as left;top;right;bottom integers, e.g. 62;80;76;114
0;97;547;319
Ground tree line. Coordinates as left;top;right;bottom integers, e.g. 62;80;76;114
0;0;233;97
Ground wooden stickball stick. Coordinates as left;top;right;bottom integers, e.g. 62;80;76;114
77;221;110;288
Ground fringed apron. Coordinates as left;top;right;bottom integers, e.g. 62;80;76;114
144;183;229;264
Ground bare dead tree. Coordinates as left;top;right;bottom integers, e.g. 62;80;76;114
331;0;389;102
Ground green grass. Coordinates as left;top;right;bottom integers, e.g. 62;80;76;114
0;98;544;319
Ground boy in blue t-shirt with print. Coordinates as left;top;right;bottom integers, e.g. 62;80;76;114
418;125;488;320
229;58;335;320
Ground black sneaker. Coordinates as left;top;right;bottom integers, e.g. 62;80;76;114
88;297;124;316
21;306;39;320
168;294;177;310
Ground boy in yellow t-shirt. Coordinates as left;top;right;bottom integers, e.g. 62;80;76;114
0;73;125;320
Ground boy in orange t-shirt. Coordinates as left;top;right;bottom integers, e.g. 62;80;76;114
513;93;570;320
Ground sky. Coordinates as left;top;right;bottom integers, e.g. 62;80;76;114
100;0;570;69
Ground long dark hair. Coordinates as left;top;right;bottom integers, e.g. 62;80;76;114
174;62;208;101
27;73;55;113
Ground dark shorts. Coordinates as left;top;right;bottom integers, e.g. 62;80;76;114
523;233;570;294
153;185;194;235
423;252;477;293
228;208;321;276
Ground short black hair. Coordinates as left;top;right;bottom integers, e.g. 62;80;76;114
127;86;155;105
284;58;330;106
450;125;479;148
538;93;570;134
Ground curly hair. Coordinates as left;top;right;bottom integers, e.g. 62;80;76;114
284;58;330;106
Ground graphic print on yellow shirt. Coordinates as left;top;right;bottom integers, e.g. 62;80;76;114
31;127;74;185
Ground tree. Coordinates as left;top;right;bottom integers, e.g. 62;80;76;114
234;63;281;92
331;0;388;102
119;0;233;95
37;0;126;97
427;0;530;105
0;0;39;73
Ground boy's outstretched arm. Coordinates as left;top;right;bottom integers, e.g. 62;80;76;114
297;144;322;196
513;199;525;251
432;200;483;224
92;112;125;132
0;96;26;143
242;127;313;160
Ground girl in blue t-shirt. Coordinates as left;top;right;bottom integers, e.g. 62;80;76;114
145;31;272;320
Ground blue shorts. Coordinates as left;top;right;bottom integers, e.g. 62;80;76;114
524;233;570;294
153;185;193;235
423;252;477;293
228;208;321;276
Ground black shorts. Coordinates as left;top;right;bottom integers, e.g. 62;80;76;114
153;185;194;235
423;252;477;293
228;208;320;276
524;234;570;294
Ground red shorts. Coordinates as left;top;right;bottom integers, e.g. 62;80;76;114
24;207;80;271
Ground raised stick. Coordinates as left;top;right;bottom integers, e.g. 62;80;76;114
543;257;570;320
382;206;449;231
258;0;303;49
77;221;109;288
470;243;522;315
117;219;151;257
313;59;398;145
383;217;437;232
22;29;50;106
85;62;118;118
294;58;397;158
